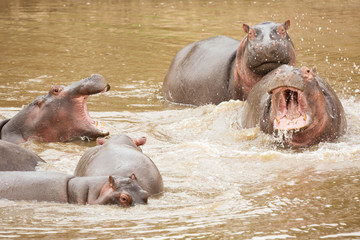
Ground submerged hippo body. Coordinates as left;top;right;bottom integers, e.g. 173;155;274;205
0;140;44;171
163;20;296;105
0;171;148;206
0;74;110;144
241;65;347;147
74;134;164;196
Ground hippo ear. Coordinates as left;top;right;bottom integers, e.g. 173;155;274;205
243;24;250;33
96;137;107;145
108;175;116;189
130;173;137;181
283;20;290;30
36;100;43;108
35;97;45;108
311;66;317;75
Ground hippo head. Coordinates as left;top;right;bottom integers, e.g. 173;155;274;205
242;20;296;75
235;20;296;100
260;65;346;147
99;175;149;207
0;74;110;143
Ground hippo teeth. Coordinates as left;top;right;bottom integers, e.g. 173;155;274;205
273;88;310;131
94;121;108;134
81;96;109;136
274;115;310;131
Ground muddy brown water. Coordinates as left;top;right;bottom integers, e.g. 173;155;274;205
0;0;360;239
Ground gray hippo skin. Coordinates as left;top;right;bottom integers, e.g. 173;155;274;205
0;171;148;206
0;74;110;144
0;140;44;171
241;65;347;147
163;20;296;105
74;134;164;196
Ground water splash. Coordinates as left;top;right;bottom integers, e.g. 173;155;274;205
272;129;301;147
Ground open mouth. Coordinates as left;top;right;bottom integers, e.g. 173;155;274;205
82;96;109;136
79;84;110;137
272;87;310;131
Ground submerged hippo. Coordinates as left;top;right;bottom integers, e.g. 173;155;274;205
241;65;347;147
74;134;164;196
0;74;110;144
0;140;45;171
163;20;296;105
0;171;148;207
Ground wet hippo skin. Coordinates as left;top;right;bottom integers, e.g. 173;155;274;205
0;140;45;171
0;74;110;144
0;171;148;207
74;134;164;196
163;20;296;105
241;64;347;147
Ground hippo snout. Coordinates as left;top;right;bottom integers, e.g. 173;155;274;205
247;41;294;75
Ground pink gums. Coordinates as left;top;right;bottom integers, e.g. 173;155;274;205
272;87;311;131
76;95;108;135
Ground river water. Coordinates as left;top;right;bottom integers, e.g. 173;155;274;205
0;0;360;239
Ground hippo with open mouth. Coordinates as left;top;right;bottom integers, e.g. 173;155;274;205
0;74;110;144
163;20;296;105
241;65;347;147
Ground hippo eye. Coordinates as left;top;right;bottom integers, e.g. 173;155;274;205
50;86;63;95
119;193;132;207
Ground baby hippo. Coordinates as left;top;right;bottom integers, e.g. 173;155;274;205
75;134;164;196
0;171;148;207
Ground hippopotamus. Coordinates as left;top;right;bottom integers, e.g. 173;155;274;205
0;171;148;207
0;140;45;171
241;64;347;147
0;74;110;144
163;20;296;105
74;134;164;196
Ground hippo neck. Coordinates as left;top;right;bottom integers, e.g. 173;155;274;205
226;51;238;99
67;176;108;205
0;119;10;140
233;38;263;101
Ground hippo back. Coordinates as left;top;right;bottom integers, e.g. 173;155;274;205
74;135;163;196
0;171;71;202
163;36;240;105
0;140;45;171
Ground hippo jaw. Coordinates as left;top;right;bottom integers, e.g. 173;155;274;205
271;87;311;132
73;94;110;140
247;43;295;75
266;68;328;147
2;74;111;144
251;62;286;75
44;75;111;142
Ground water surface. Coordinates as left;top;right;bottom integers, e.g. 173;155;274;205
0;0;359;239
